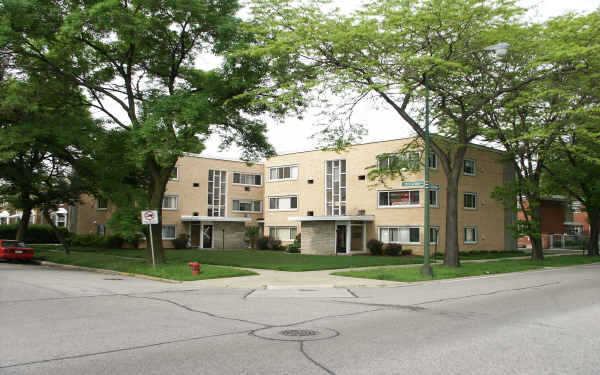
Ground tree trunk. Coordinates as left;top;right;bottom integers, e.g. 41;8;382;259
144;157;170;265
587;211;599;256
15;205;33;242
43;210;70;255
529;204;544;261
444;166;462;267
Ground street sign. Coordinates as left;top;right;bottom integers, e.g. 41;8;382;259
141;210;158;225
402;181;425;187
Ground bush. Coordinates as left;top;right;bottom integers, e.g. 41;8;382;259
0;224;70;244
383;243;402;256
367;239;384;255
70;233;125;248
172;233;189;249
245;226;260;249
287;243;300;253
295;233;301;248
401;249;412;256
269;238;283;251
256;236;270;250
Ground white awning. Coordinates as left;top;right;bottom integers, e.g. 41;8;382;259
181;215;251;223
8;214;22;219
288;215;375;222
0;211;9;218
53;208;68;214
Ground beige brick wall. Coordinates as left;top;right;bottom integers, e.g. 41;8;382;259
300;221;335;255
264;138;512;254
211;222;247;250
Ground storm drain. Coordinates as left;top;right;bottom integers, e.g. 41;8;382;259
279;329;320;337
253;326;339;342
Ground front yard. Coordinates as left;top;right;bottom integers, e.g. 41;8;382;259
332;255;600;282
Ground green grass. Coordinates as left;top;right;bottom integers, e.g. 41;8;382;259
34;249;257;281
433;251;526;260
33;246;532;272
332;255;600;282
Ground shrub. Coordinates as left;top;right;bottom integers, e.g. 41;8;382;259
245;226;260;249
287;243;300;253
269;238;283;251
0;224;70;244
256;236;270;250
383;243;402;256
367;239;383;255
294;233;301;248
70;233;125;248
172;233;189;249
401;249;412;256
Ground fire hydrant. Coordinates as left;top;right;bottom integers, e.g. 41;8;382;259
188;262;201;275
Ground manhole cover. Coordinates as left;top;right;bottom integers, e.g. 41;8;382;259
279;329;320;337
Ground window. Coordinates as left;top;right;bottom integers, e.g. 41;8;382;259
232;199;261;213
162;224;176;240
97;224;106;236
379;227;420;244
378;152;420;171
429;190;438;207
464;192;477;209
233;172;262;186
429;227;439;244
162;195;178;210
268;196;298;211
464;226;477;243
170;166;179;180
326;159;347;216
97;198;108;210
269;165;298;181
463;159;476;176
208;170;227;217
269;227;297;241
428;153;438;169
378;190;420;207
55;213;66;227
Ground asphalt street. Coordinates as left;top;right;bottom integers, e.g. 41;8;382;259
1;261;599;374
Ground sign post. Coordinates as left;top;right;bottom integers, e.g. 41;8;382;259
141;210;159;268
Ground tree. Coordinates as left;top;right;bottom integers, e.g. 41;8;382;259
246;0;538;266
1;0;286;263
0;72;99;247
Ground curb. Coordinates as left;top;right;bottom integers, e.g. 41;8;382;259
36;261;182;284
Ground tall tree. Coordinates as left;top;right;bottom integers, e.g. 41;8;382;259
1;0;286;263
246;0;539;266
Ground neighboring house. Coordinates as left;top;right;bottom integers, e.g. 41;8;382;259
0;205;72;229
517;197;597;248
72;154;265;249
264;137;516;255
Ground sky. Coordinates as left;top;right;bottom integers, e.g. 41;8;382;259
159;1;600;159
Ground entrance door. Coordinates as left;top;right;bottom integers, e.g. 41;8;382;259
202;225;213;249
336;225;346;253
351;225;363;251
190;224;201;247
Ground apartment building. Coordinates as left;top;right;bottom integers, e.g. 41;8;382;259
72;154;265;249
264;138;516;255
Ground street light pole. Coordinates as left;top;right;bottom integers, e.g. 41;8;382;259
420;72;434;277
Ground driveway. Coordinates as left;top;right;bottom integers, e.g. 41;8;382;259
2;261;599;374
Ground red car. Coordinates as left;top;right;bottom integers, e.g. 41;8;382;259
0;240;35;260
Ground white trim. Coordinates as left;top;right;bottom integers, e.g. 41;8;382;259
162;195;179;210
182;152;265;164
268;226;297;242
428;152;438;170
463;158;476;176
464;226;478;244
289;215;374;222
463;192;478;210
181;215;251;222
162;224;177;240
429;226;440;245
232;171;263;186
268;165;299;182
325;159;347;216
97;198;108;210
169;166;179;181
268;195;298;211
207;169;227;217
232;198;262;213
378;226;421;245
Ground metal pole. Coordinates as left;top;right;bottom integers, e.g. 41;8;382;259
149;224;156;268
421;73;434;277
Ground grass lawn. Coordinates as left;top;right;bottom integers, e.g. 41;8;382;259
332;255;600;282
34;249;257;281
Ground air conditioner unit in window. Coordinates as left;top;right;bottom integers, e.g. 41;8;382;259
307;211;314;216
357;209;366;216
244;186;250;191
192;212;199;216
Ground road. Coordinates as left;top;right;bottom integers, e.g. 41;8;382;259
1;261;599;374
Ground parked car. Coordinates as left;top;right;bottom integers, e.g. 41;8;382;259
0;240;34;260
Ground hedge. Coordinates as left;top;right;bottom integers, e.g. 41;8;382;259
0;224;69;244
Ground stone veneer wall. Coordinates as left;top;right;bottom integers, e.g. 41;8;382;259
300;221;335;255
212;222;247;249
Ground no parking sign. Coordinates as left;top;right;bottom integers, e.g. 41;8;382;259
141;210;158;224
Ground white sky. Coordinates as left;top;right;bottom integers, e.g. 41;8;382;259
199;0;600;159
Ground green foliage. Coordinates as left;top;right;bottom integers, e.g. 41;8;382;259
367;239;384;255
172;233;189;250
0;224;69;244
286;233;301;253
256;236;270;250
244;226;260;249
70;233;125;249
383;243;402;256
